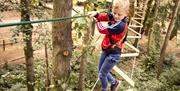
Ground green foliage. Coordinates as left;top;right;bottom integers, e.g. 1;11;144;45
0;0;19;11
31;0;40;7
69;49;99;90
95;1;111;12
0;64;26;90
10;26;22;43
0;58;53;90
140;54;159;72
33;23;52;51
84;53;99;90
142;24;162;71
134;54;180;91
75;0;111;12
157;5;169;23
73;16;89;39
34;59;51;91
150;24;163;54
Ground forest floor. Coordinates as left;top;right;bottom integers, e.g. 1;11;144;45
0;8;180;69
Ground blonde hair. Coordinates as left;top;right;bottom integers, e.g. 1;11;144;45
112;0;129;16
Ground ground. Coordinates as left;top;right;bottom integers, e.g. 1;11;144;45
0;9;180;69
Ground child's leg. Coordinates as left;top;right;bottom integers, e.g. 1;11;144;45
98;51;116;84
99;54;120;91
98;51;108;71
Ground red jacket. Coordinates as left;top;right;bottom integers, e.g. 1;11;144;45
95;13;128;51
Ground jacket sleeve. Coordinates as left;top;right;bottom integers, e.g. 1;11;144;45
96;21;126;35
96;12;114;21
96;22;109;34
107;21;126;34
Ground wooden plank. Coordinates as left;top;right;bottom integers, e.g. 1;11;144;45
133;17;143;20
126;88;134;91
135;7;143;12
177;31;180;46
127;36;141;39
136;12;143;14
124;42;139;53
113;66;135;87
3;40;5;51
129;25;143;28
121;53;139;57
135;13;143;18
131;19;143;26
128;27;141;38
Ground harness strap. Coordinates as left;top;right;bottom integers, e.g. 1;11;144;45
108;17;128;48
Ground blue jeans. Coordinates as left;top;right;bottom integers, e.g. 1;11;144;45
98;51;121;91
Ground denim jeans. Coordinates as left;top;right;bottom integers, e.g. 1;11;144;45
98;51;121;91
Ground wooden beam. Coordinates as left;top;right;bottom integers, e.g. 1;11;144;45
129;25;143;28
121;53;139;57
131;19;143;26
113;66;135;87
127;36;141;39
133;17;143;20
128;27;142;38
126;88;134;91
124;42;139;53
135;7;143;12
134;13;143;18
136;12;143;14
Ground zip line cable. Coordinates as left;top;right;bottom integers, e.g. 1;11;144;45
0;15;88;28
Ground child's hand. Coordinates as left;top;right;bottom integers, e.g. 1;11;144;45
88;11;99;17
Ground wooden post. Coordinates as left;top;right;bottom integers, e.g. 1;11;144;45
3;40;5;51
177;31;180;46
45;43;50;91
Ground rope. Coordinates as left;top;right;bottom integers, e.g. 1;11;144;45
91;78;99;91
0;15;88;28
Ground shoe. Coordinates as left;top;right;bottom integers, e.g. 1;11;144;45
110;80;121;91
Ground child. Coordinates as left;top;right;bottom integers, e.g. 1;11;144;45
89;0;129;91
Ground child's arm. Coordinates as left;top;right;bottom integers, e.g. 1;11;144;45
95;12;114;21
96;21;126;34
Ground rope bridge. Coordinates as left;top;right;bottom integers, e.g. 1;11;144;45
0;7;144;91
91;6;145;91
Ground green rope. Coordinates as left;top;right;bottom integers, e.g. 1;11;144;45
0;15;88;28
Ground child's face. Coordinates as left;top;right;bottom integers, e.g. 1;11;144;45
112;7;122;21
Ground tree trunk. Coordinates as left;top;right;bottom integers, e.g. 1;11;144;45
170;28;177;40
157;0;180;78
91;20;96;36
45;44;50;91
78;5;92;91
136;0;140;7
129;0;135;20
133;0;148;47
78;24;91;91
147;0;159;54
20;0;34;91
170;11;179;40
78;49;87;91
141;0;153;35
52;0;72;90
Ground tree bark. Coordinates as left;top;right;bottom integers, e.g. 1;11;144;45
78;5;92;91
141;0;153;35
136;0;140;7
45;44;50;91
52;0;72;90
78;49;87;91
20;0;34;90
157;0;180;78
170;28;177;40
129;0;135;20
147;0;159;54
133;0;148;47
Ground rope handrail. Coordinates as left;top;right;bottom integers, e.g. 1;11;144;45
0;15;88;28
